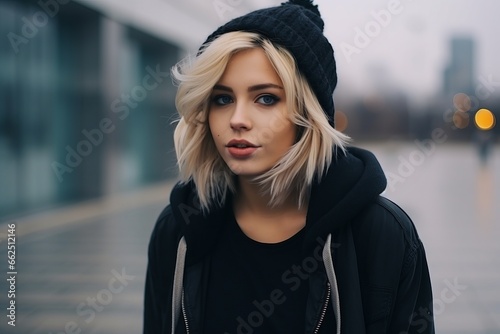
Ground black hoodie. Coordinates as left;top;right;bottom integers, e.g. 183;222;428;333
144;147;435;333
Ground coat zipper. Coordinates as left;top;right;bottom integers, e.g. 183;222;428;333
313;282;331;334
181;290;190;334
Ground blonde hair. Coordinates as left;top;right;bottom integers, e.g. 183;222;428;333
172;31;350;211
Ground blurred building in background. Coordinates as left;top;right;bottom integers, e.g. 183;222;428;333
0;0;278;218
443;37;475;98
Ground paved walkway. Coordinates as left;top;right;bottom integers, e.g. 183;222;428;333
0;142;499;333
0;184;172;334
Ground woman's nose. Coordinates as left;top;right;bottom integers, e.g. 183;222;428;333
229;102;252;131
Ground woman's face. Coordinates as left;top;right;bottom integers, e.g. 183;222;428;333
208;47;296;177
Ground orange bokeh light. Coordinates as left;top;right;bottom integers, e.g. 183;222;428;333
475;109;496;130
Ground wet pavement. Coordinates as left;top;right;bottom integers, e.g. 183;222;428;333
0;142;499;334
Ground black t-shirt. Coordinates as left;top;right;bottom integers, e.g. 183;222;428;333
203;211;309;334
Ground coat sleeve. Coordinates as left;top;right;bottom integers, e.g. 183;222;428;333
352;197;435;333
380;198;435;334
143;205;180;334
387;235;435;333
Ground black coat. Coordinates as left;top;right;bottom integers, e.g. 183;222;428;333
143;147;435;333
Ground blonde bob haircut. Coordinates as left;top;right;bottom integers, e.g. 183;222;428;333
172;31;350;212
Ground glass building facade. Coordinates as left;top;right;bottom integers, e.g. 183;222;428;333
0;0;181;217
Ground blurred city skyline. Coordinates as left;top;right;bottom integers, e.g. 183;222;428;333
315;0;500;105
271;0;499;140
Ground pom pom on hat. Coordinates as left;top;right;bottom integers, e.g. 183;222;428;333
285;0;321;18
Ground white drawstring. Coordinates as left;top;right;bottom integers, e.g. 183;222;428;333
322;233;341;334
171;236;187;334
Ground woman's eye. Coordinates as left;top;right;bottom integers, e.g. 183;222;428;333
212;95;233;105
256;94;279;105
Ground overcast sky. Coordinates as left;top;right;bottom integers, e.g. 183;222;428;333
309;0;500;103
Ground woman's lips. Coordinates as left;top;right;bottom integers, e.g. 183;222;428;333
227;146;258;158
226;139;259;158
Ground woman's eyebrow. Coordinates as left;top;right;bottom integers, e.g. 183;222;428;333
213;84;232;92
248;83;284;92
212;83;284;92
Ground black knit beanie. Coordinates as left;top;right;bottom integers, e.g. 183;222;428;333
200;0;337;127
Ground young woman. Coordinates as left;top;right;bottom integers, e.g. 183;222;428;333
144;1;434;333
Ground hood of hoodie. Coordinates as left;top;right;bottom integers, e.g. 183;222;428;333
169;146;387;265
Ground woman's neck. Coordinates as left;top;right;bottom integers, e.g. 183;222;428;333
232;176;308;243
234;176;298;213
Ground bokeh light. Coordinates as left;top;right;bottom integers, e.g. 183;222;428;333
453;93;471;112
335;110;349;132
474;108;496;130
452;111;469;129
